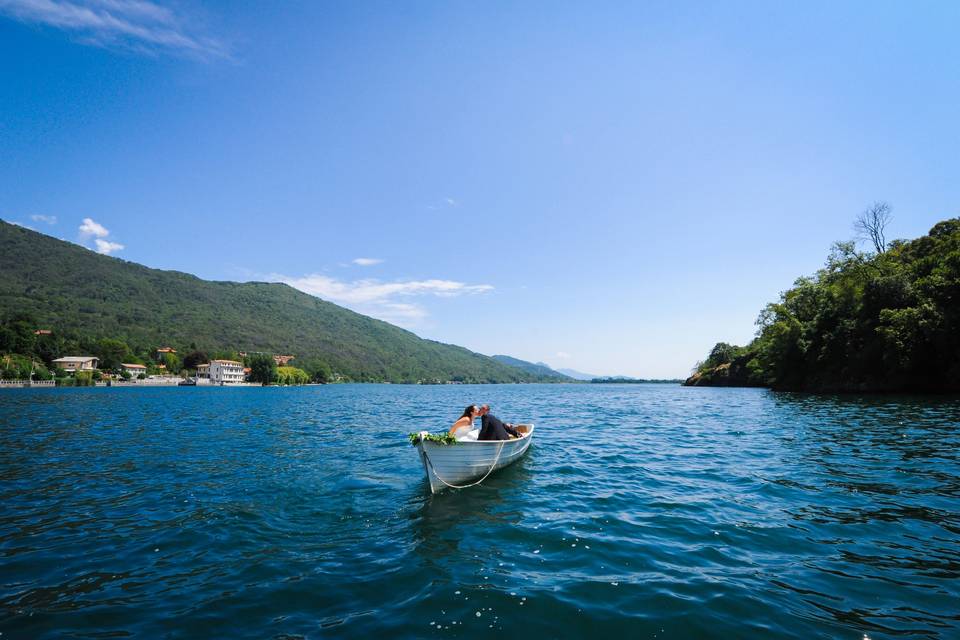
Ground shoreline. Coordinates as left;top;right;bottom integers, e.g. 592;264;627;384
0;380;671;389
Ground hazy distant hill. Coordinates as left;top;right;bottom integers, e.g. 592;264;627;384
591;376;683;384
0;220;556;383
491;355;573;380
555;367;598;381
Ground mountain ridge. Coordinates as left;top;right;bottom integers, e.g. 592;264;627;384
490;355;573;381
0;220;557;383
555;367;598;381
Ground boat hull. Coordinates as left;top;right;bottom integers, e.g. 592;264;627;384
416;424;534;494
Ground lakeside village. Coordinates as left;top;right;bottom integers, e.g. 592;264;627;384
0;330;329;388
1;322;686;388
0;324;488;388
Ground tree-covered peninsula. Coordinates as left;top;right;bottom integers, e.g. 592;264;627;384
686;215;960;392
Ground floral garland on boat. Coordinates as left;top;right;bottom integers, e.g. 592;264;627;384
408;432;457;446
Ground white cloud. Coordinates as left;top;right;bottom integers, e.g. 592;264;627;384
78;217;124;254
352;257;384;266
0;0;229;59
370;302;428;324
555;351;572;359
272;272;494;327
30;214;57;224
279;274;493;304
79;217;109;237
94;238;124;254
426;197;460;211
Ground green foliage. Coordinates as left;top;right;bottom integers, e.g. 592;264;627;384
95;338;130;371
0;353;49;380
689;217;960;392
0;220;555;384
211;350;242;362
33;367;53;381
408;432;458;446
161;352;181;374
120;370;132;380
276;366;309;385
0;313;39;356
247;353;277;384
299;357;334;383
696;342;750;373
182;350;208;371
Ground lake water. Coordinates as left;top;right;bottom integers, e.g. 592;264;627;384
1;384;959;639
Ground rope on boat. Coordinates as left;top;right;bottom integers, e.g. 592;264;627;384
422;440;507;490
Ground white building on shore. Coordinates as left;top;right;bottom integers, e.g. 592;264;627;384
121;363;147;377
208;360;245;385
52;356;99;372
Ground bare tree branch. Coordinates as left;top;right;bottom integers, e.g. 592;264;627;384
854;201;892;253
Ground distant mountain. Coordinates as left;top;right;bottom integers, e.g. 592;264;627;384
555;367;598;381
591;376;683;384
492;355;573;380
0;220;561;384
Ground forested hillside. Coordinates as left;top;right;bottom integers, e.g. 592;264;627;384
0;220;547;383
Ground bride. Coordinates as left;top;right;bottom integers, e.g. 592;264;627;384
448;404;479;440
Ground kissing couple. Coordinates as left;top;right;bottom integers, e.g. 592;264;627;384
448;404;522;441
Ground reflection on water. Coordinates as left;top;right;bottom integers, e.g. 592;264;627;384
412;455;533;552
1;384;959;638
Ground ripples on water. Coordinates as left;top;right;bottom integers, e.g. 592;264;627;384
1;385;958;638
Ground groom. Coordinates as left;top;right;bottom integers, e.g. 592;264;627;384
478;404;521;441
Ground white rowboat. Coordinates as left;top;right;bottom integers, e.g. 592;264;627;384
416;424;535;494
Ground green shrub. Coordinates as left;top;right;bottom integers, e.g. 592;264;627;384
276;366;309;385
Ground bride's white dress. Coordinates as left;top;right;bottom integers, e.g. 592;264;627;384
453;423;480;441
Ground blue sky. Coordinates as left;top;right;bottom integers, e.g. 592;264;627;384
2;1;959;378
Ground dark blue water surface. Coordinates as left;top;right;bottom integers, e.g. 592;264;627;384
2;384;959;639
